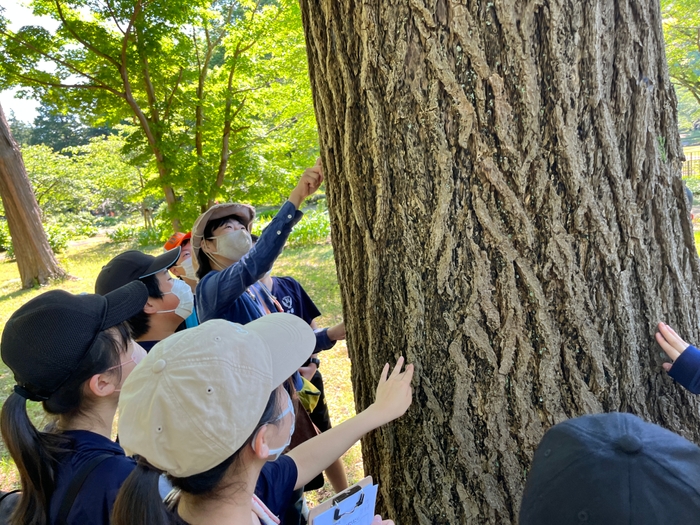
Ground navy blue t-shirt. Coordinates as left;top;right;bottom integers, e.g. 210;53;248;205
271;277;321;325
138;340;158;352
255;455;299;523
49;430;136;525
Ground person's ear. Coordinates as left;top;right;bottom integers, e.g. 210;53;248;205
87;372;117;398
252;425;271;460
142;299;159;315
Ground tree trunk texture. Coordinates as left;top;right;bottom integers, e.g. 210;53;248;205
300;0;700;523
0;104;65;288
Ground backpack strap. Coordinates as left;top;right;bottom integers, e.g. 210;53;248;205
55;454;113;525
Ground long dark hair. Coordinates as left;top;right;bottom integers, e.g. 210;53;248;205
0;323;130;525
112;387;284;525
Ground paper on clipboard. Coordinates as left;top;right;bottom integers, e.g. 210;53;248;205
308;476;378;525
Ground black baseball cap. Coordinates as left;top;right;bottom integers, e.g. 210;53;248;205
1;281;149;402
95;248;181;296
519;412;700;525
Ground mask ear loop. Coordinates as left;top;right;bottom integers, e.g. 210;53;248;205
202;239;227;271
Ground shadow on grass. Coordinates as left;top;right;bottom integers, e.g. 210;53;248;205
0;284;38;304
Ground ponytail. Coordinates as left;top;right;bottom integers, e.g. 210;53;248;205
0;323;130;525
0;393;70;525
113;389;283;524
112;459;174;525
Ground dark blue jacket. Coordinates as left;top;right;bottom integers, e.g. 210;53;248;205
196;201;303;325
669;345;700;394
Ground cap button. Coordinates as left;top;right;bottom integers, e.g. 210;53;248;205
152;359;167;373
617;434;642;454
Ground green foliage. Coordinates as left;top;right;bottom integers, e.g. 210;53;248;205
22;132;155;220
137;227;167;247
6;110;31;146
662;0;700;131
44;222;69;253
2;221;69;260
0;221;11;252
676;86;700;134
252;207;330;248
107;225;167;247
29;103;113;151
0;0;318;228
107;224;141;244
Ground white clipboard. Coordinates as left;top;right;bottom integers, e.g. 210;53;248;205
308;476;378;525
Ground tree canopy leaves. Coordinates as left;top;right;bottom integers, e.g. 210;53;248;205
0;0;318;229
662;0;700;130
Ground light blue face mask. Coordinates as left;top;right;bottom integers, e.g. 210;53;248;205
253;390;295;461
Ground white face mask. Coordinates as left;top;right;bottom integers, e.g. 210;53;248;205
253;390;295;461
174;257;198;281
208;230;252;262
156;278;194;319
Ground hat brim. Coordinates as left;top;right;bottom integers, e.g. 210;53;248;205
140;247;181;278
245;313;316;388
101;281;150;330
191;203;256;253
164;232;192;251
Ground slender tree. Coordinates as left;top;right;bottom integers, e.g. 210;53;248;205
0;103;65;288
300;0;700;523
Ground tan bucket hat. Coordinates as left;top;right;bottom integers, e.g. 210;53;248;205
117;314;315;477
191;203;256;259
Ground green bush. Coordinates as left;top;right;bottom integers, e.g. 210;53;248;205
137;227;164;247
0;220;11;252
2;221;68;260
44;223;69;253
108;224;167;247
252;208;330;248
108;224;140;243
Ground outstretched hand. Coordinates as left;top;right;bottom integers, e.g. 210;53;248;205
327;321;346;341
656;322;690;372
372;516;394;525
289;158;324;207
372;357;414;424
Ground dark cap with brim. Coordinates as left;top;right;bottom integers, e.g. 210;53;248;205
519;412;700;525
95;248;181;296
1;281;149;401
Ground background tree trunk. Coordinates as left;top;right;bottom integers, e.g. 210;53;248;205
300;0;700;523
0;104;65;288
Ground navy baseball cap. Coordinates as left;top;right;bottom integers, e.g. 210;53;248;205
95;248;181;296
1;282;149;401
520;412;700;524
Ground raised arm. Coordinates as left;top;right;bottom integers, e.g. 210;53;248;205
287;357;414;490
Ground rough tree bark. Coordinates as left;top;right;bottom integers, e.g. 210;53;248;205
0;104;66;288
300;0;700;523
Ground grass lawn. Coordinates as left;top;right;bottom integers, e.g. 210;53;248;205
0;236;361;500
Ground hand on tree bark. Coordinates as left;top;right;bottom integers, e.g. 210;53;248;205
656;322;691;371
289;157;324;208
370;357;414;423
372;515;394;525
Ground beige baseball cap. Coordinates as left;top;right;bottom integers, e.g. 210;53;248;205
191;203;256;260
117;313;315;477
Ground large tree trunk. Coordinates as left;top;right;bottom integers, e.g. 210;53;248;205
300;1;700;523
0;104;65;288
